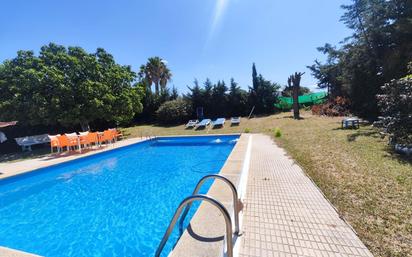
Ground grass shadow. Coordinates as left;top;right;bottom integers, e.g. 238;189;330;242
344;126;412;164
346;130;380;142
281;115;305;120
332;123;363;131
211;125;224;130
332;126;358;131
383;145;412;165
0;147;49;163
151;123;183;128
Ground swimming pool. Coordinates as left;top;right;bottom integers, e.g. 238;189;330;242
0;135;239;257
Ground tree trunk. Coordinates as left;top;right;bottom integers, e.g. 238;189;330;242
146;81;152;93
288;72;304;120
155;82;159;95
293;84;300;119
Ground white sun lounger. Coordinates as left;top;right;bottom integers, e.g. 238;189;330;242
195;119;211;129
231;117;241;125
185;119;199;128
212;118;226;128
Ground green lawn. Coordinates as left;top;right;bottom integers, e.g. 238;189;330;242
271;113;412;257
2;112;411;256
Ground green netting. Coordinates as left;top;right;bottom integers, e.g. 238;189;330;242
274;92;328;110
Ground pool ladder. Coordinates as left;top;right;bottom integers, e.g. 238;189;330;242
155;174;241;257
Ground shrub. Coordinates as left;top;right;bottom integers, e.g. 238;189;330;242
244;128;251;133
377;75;412;145
274;128;282;138
156;98;192;124
311;96;351;116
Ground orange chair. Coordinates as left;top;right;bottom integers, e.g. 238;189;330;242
65;134;79;150
48;135;60;153
86;132;99;148
56;135;69;151
57;135;78;152
78;132;89;149
99;130;115;145
109;128;123;141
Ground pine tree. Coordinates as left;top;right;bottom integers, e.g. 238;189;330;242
252;63;259;90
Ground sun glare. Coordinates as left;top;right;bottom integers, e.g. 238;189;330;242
207;0;230;45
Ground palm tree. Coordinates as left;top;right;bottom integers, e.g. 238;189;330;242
138;57;172;95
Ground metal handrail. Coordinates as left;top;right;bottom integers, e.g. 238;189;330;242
155;194;233;257
179;174;240;235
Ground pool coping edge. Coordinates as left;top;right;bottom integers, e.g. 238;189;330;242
168;133;251;257
0;134;244;257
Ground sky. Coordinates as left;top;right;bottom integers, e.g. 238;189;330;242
0;0;352;93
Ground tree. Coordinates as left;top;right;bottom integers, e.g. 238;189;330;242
377;63;412;145
138;57;172;95
248;63;280;114
185;78;251;118
252;63;259;90
184;73;281;118
137;83;177;122
307;44;344;98
282;85;311;97
228;78;248;116
211;80;228;116
170;86;179;100
202;78;214;116
309;0;412;118
287;72;305;119
0;43;143;130
184;79;203;118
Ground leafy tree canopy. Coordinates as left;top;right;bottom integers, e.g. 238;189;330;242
137;83;178;122
0;43;143;130
249;63;281;114
184;77;251;118
378;62;412;144
138;57;172;95
308;0;412;118
282;85;311;97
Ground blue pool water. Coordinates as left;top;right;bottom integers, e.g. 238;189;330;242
0;135;239;257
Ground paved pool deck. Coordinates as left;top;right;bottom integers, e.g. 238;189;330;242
0;133;373;257
169;134;373;257
0;247;40;257
238;134;373;257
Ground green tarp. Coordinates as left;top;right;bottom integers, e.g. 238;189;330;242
275;92;328;110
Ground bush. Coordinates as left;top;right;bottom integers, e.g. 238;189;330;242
156;99;192;124
377;75;412;145
244;128;251;133
311;96;351;116
274;128;282;138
